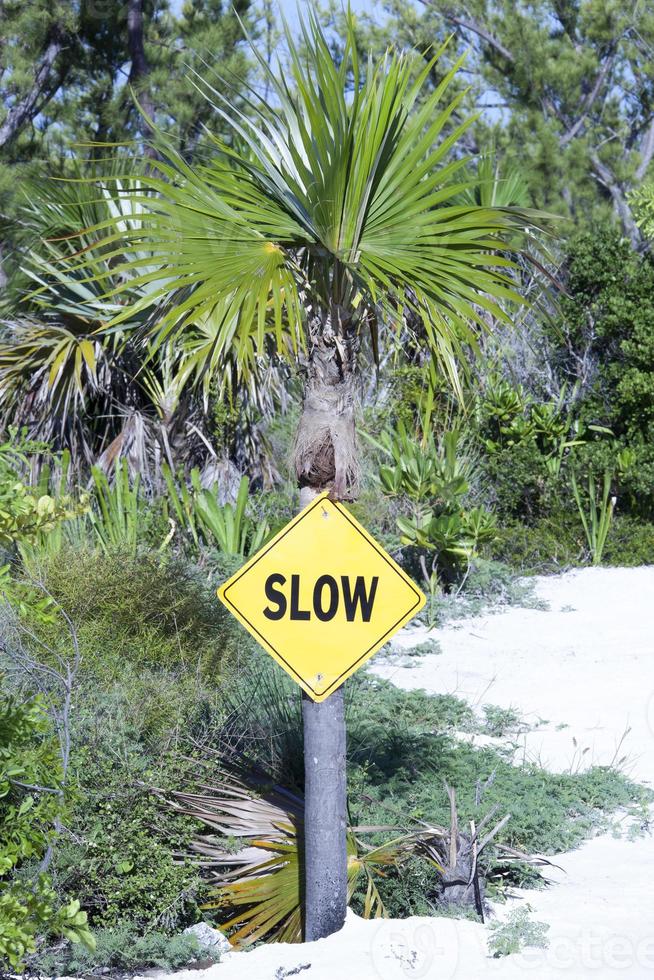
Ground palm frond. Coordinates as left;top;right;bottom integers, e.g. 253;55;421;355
71;11;550;385
166;761;417;947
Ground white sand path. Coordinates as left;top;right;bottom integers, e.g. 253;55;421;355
374;566;654;785
143;567;654;980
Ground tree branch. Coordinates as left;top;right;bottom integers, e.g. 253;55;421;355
560;50;615;147
590;152;641;247
127;0;157;153
418;1;515;63
0;29;68;150
635;117;654;182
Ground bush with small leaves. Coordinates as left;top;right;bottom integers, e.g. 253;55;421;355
33;922;219;975
488;907;549;958
0;693;93;971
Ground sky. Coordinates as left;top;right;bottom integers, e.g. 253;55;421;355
169;0;377;22
277;0;375;26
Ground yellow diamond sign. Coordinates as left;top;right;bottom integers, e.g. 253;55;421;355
217;492;425;701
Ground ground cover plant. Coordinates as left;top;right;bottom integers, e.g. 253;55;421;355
158;660;649;937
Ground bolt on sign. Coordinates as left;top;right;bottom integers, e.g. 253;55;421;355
217;492;425;701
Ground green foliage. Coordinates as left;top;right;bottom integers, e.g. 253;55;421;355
369;424;496;578
228;663;645;858
0;433;85;550
602;516;654;567
488;907;550;958
0;1;254;221
473;376;608;523
398;508;497;571
27;547;237;682
479;377;534;455
571;469;615;565
483;441;556;522
489;517;583;574
549;228;654;517
355;679;644;846
56;749;202;934
188;766;413;944
163;468;270;557
351;0;654;241
2;548;241;957
371;424;471;504
482;705;525;739
369;363;454;438
478;378;592;469
631;181;654;240
0;694;93;970
1;166;281;488
34;924;217;976
88;462;142;556
0;696;62;876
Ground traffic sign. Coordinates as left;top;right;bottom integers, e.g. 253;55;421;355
217;492;425;700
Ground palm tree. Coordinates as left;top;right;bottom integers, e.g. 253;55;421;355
72;12;544;940
0;168;286;486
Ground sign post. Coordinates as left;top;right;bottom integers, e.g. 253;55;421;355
217;491;425;938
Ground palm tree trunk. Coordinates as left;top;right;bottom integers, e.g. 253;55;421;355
294;306;359;941
294;308;359;501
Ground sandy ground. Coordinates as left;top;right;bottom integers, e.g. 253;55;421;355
141;567;654;980
376;565;654;785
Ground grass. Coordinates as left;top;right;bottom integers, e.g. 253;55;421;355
481;704;528;738
226;662;648;857
375;637;443;666
419;558;548;628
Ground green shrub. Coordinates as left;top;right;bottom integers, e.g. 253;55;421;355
603;515;654;566
2;546;250;954
367;424;496;580
482;705;525;738
549;227;654;517
162;468;271;556
25;547;242;681
489;517;582;573
482;442;557;521
488;907;549;957
33;923;217;975
0;434;85;551
364;363;454;438
48;711;206;935
0;693;93;971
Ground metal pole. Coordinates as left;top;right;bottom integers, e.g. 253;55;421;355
299;485;348;941
302;687;347;940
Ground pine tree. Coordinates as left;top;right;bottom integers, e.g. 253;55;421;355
327;0;654;245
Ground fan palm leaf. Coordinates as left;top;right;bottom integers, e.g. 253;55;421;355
0;167;288;483
70;10;547;394
167;763;422;947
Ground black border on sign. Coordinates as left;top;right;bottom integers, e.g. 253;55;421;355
221;495;424;698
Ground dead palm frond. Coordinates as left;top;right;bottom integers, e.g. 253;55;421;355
165;759;424;947
0;167;289;486
162;759;559;947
